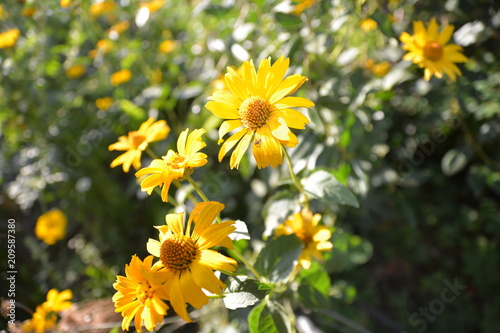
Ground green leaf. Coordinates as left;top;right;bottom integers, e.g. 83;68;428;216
263;191;298;237
442;148;469;176
302;170;359;207
248;300;292;333
275;13;302;29
118;99;147;121
297;263;332;309
223;276;272;310
254;234;303;283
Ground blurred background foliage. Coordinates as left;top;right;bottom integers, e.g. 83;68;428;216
1;0;499;332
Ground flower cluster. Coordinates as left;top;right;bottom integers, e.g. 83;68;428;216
22;289;73;333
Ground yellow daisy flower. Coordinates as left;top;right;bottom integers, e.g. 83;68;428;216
365;59;392;77
0;28;21;49
65;65;86;79
147;201;238;322
399;17;468;81
35;209;67;245
90;0;115;17
275;208;332;270
22;305;58;333
360;18;378;32
95;97;113;111
43;289;73;312
135;128;207;202
113;255;170;332
206;56;314;169
109;117;170;173
110;69;132;86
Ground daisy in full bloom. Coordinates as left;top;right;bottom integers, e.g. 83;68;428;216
135;128;207;202
109;117;170;172
113;255;170;332
35;209;67;245
147;201;238;322
22;289;72;333
206;56;314;169
400;18;468;81
275;208;332;270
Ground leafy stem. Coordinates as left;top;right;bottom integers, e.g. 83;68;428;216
282;146;310;208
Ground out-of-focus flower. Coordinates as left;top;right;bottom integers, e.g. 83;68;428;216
21;7;36;17
95;97;113;110
35;209;67;245
108;20;130;36
23;289;73;333
275;208;333;269
147;201;237;322
60;0;70;8
365;59;391;77
0;28;20;49
44;289;73;313
65;65;86;79
0;5;5;19
89;39;112;58
140;0;164;13
110;69;132;86
360;18;378;32
206;56;313;169
113;255;170;332
135;128;207;202
90;0;116;17
400;17;468;81
109;117;170;172
291;0;317;15
159;40;175;54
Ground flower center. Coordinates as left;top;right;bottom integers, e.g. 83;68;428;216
423;41;444;61
165;153;186;169
239;97;272;130
130;131;147;149
135;281;152;303
160;234;197;271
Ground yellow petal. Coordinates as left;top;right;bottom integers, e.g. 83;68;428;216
218;129;247;163
230;129;253;169
269;74;308;105
252;126;283;168
438;24;454;45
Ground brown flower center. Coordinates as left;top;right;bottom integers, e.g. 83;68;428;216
130;131;147;149
160;234;197;271
423;41;444;61
239;97;272;130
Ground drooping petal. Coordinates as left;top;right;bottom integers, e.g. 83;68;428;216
230;130;253;169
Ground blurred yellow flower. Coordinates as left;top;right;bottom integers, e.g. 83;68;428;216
108;20;130;35
365;59;391;77
275;208;333;269
113;255;170;332
0;5;4;19
65;65;86;79
95;97;113;110
159;40;175;54
0;28;21;49
211;66;240;92
22;305;57;333
90;0;116;17
89;39;112;58
140;0;164;13
60;0;70;8
35;209;67;245
110;69;132;86
135;128;207;202
21;7;36;17
109;117;170;172
360;18;378;32
291;0;317;15
400;17;468;81
206;56;313;169
147;201;237;322
43;289;73;312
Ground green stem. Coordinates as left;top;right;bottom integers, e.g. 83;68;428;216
228;249;262;280
145;147;161;160
186;175;222;223
282;146;310;208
